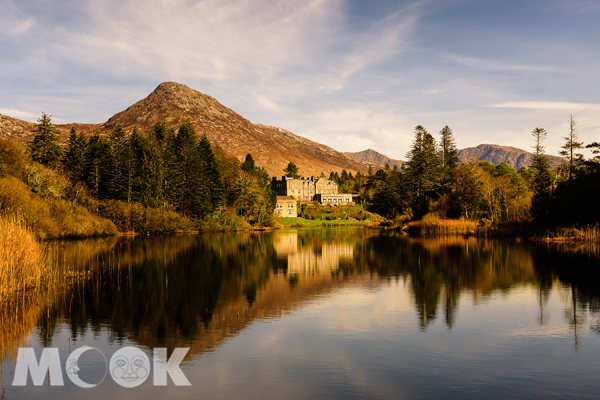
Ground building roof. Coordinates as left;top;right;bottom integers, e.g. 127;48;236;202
276;196;296;200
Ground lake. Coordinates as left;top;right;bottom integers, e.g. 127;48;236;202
2;227;600;399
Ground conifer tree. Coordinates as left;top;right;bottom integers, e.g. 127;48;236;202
283;161;300;178
131;129;164;208
199;134;225;211
29;112;63;166
106;124;132;200
84;133;113;199
63;127;88;181
405;125;441;217
241;153;256;173
559;114;584;181
174;122;210;218
438;126;459;171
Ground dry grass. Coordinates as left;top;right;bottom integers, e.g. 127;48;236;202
0;214;46;304
535;223;600;243
408;213;479;236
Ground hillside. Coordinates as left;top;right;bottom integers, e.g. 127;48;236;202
457;144;563;170
344;149;404;170
0;82;368;177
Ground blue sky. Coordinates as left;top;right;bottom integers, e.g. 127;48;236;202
1;0;599;160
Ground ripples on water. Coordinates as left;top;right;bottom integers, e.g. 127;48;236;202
2;227;600;399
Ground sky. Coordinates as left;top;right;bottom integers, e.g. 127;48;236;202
1;0;600;160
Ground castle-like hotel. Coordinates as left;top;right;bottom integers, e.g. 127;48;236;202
271;176;354;204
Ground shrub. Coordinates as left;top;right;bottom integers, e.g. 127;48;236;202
0;176;117;238
96;199;194;233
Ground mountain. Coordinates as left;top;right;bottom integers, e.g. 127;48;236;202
345;144;563;172
457;144;563;171
0;82;368;177
344;149;404;170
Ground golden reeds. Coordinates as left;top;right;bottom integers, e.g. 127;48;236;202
408;213;479;237
0;214;46;304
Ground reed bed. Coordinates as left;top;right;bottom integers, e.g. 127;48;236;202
407;214;479;237
0;214;46;304
535;223;600;243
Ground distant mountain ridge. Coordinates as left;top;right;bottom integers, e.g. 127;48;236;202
346;145;562;171
344;149;404;170
457;144;562;171
0;83;563;175
0;82;368;177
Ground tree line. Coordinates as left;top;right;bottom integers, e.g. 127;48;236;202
26;113;276;229
322;119;599;228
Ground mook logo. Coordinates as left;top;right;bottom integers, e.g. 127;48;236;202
12;346;191;388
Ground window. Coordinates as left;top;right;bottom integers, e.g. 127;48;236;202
288;209;293;216
338;198;342;202
277;209;282;215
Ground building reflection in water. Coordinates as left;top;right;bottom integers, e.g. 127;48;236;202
275;231;354;276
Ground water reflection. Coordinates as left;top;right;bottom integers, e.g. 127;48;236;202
3;228;600;365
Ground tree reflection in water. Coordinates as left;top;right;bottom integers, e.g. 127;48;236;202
29;228;600;356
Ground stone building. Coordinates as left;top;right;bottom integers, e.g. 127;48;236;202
271;176;353;204
274;196;297;217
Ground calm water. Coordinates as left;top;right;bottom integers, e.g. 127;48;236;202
2;227;600;399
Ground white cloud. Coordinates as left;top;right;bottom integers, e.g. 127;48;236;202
0;108;40;121
488;101;600;110
291;106;412;159
444;54;558;73
6;17;35;36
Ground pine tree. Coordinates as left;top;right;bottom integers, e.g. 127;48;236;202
241;154;256;173
107;124;134;201
438;126;459;171
531;127;550;172
559;114;584;181
198;134;225;212
131;129;164;208
63;128;88;181
283;161;300;178
84;132;113;199
405;125;441;217
174;122;210;218
29;113;63;166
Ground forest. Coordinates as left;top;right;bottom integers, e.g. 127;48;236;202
1;113;599;240
0;113;276;238
329;121;600;236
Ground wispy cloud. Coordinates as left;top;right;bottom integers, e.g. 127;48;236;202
444;54;558;73
488;101;600;110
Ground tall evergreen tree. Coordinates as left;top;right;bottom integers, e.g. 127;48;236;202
241;153;256;173
173;122;210;218
438;126;459;171
283;161;300;178
559;114;584;181
29;112;63;166
405;125;441;217
531;127;550;172
84;132;114;199
63;127;88;181
198;134;225;211
108;124;134;201
131;129;164;208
